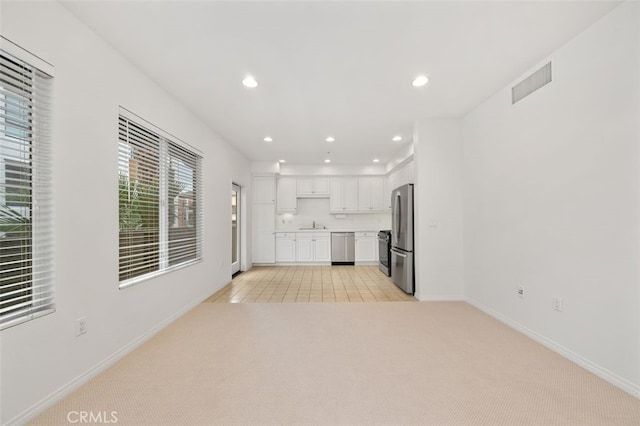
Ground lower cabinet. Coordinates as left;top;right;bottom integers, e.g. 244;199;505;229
296;233;330;262
275;231;374;264
296;236;314;262
275;232;296;262
355;232;378;262
253;203;275;263
314;235;331;262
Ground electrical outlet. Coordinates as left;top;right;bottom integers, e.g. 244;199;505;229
76;316;87;336
553;297;563;312
517;286;524;299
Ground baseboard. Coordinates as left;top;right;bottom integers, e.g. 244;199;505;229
416;293;465;301
7;284;225;426
466;297;640;399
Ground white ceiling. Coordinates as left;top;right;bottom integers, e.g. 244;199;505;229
62;1;620;166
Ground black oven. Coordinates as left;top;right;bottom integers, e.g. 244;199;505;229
378;230;391;276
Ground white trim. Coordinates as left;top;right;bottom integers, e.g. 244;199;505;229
466;297;640;399
417;293;465;301
0;36;54;77
118;259;203;290
385;154;414;177
4;285;226;426
118;106;202;156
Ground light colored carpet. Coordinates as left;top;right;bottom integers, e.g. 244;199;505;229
31;302;640;425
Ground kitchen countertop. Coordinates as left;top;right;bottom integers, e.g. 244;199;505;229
276;229;379;233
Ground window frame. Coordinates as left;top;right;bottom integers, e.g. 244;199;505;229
118;108;202;289
0;37;55;330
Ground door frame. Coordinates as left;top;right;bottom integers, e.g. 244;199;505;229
232;183;241;275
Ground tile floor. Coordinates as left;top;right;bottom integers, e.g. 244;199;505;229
206;265;416;303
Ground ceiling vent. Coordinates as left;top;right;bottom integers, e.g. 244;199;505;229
512;62;552;104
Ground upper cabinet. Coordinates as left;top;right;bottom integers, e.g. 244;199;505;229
277;178;297;213
383;177;392;212
330;178;358;213
253;176;276;204
358;177;385;212
297;178;330;197
271;175;390;214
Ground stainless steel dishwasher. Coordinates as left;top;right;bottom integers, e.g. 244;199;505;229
331;232;355;265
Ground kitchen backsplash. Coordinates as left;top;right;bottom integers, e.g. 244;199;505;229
276;198;391;231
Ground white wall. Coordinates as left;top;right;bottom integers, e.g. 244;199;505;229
251;161;281;174
462;1;640;396
0;2;251;424
413;119;464;301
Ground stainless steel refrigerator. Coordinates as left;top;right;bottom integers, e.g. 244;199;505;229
391;183;414;294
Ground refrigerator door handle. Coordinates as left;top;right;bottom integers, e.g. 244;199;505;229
391;248;407;258
394;192;401;245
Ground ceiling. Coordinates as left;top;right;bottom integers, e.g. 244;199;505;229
62;1;620;166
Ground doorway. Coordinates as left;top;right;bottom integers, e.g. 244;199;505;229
231;183;241;275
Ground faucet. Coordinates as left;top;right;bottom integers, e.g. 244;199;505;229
312;220;316;229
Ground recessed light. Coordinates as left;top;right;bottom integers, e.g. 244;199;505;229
392;135;402;142
373;159;380;163
242;75;258;88
279;159;286;163
263;136;273;142
326;136;335;142
412;75;429;87
324;159;331;163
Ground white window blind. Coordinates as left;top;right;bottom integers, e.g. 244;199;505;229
118;112;201;287
0;47;54;330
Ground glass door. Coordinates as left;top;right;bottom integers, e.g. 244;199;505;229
231;183;241;275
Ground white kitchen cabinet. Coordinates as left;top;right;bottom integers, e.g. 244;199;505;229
253;176;276;204
275;232;296;262
277;178;297;213
314;179;330;195
383;177;392;212
330;178;358;213
314;235;331;261
355;231;378;263
252;175;276;264
358;177;385;212
295;233;330;262
297;178;330;197
329;180;342;212
296;234;314;262
252;202;275;263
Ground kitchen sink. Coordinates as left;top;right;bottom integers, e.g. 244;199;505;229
299;227;327;230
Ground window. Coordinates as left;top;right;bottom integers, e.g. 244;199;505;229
0;41;54;330
118;111;202;287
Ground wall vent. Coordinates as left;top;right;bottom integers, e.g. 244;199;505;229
512;62;552;104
